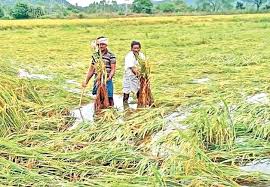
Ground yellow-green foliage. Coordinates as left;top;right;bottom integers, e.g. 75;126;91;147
192;104;235;149
1;14;270;186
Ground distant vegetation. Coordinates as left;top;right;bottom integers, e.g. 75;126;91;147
1;0;270;19
1;14;270;186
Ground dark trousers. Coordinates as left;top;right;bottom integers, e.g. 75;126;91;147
123;92;139;104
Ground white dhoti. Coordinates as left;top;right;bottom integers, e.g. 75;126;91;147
123;72;140;94
123;51;145;94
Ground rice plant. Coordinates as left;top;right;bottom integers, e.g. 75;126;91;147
136;54;154;107
92;52;110;112
190;102;236;150
0;14;270;186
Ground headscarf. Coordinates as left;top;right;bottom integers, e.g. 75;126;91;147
96;37;108;45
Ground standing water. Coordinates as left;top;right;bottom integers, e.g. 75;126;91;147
68;94;137;130
240;159;270;175
18;69;52;80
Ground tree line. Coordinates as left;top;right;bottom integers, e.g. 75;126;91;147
196;0;270;12
1;0;270;19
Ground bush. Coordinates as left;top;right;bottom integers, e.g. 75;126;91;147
264;4;270;9
157;2;176;13
67;7;80;13
28;6;45;18
11;3;30;19
132;0;153;14
156;0;190;13
56;14;64;19
236;1;245;10
0;7;4;18
118;11;125;15
78;13;84;19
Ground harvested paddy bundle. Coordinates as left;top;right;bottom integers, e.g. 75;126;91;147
92;52;109;112
136;54;154;107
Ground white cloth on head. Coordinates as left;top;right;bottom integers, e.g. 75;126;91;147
123;51;145;94
97;38;108;45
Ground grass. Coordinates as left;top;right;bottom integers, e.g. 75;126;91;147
1;14;270;186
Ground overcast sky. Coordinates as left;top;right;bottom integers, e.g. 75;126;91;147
67;0;133;6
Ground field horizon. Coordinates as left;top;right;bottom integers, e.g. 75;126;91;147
1;13;270;186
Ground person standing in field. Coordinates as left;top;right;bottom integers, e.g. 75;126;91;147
123;41;145;105
82;36;116;107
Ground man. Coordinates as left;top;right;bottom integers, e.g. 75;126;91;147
82;36;116;106
123;41;145;105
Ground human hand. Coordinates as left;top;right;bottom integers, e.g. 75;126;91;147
82;80;87;88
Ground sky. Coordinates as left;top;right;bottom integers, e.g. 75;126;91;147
67;0;133;6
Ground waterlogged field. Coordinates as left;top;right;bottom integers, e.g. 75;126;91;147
1;14;270;186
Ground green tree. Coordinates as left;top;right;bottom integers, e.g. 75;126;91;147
11;3;30;19
243;0;267;11
132;0;153;14
157;2;176;12
236;1;245;9
174;0;189;12
67;6;80;13
0;7;4;18
156;0;189;13
28;6;45;18
111;0;119;12
265;4;270;9
196;0;234;12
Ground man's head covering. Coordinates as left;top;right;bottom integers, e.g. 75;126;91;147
96;37;109;45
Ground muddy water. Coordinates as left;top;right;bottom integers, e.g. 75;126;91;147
192;77;210;84
240;159;270;175
68;94;137;130
246;93;269;105
63;79;137;130
18;69;52;80
150;107;191;157
68;103;95;130
239;159;270;187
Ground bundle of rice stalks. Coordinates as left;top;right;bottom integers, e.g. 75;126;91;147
92;52;109;112
136;54;154;107
95;109;117;123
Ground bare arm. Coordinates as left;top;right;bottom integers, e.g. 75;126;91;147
130;67;139;77
108;63;116;80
